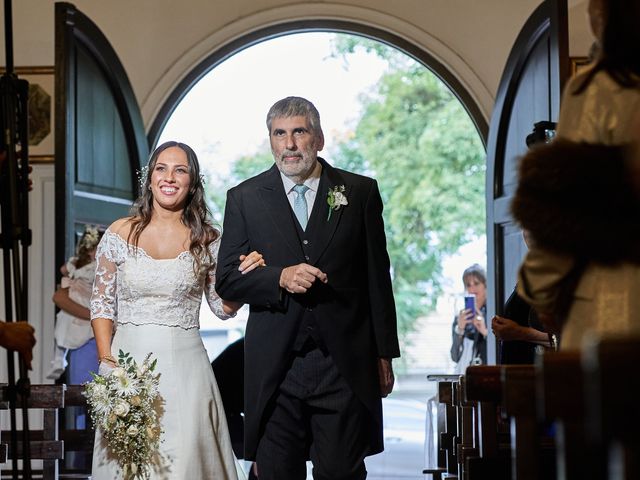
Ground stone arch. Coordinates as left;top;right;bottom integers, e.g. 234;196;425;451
143;4;491;147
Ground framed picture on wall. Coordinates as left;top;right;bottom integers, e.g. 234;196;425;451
0;66;55;163
570;56;591;76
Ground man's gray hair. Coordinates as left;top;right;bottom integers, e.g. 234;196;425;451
266;96;323;135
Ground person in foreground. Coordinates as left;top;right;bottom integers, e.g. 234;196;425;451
215;96;400;480
90;141;263;479
514;0;640;349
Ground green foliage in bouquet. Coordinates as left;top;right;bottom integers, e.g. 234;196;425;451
84;350;162;479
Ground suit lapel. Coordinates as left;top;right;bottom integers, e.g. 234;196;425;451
307;158;349;265
257;165;305;261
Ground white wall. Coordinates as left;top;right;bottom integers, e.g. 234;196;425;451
0;163;55;384
568;0;596;56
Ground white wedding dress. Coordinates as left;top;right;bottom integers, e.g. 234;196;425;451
90;229;241;480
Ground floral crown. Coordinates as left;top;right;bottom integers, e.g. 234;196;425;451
137;165;150;194
79;225;101;251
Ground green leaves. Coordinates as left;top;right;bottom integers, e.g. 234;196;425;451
206;147;273;222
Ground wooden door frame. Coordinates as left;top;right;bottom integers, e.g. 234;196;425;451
54;2;148;271
485;0;568;363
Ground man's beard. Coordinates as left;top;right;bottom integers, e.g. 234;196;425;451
274;148;317;180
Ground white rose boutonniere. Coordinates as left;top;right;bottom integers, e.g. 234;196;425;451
327;185;348;221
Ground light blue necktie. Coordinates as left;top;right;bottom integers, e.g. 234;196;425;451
292;184;310;230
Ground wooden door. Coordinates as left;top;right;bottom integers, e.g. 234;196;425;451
485;0;568;363
54;2;148;269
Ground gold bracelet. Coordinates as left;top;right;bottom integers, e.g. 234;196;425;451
100;354;116;364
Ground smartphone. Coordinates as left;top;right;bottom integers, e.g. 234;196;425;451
463;294;477;334
464;294;476;316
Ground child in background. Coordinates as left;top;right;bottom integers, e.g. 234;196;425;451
46;225;103;380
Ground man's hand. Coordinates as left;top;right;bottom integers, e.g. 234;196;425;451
0;321;36;369
378;357;394;397
279;263;328;294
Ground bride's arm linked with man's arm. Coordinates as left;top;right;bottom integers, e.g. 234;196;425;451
206;238;266;317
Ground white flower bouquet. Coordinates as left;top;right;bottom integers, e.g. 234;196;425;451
84;350;163;479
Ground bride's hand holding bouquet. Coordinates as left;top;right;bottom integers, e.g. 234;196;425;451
84;350;162;480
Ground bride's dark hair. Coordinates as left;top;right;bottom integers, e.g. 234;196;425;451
128;141;219;274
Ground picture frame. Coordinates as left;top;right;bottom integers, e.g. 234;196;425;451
0;66;55;163
570;56;591;76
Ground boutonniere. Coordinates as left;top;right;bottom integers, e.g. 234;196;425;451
327;185;348;221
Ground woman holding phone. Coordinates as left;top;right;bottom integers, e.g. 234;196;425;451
450;264;488;373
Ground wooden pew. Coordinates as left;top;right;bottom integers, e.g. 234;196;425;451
464;364;556;480
0;383;6;465
423;374;461;479
456;375;477;479
0;384;65;480
536;350;607;480
57;384;93;480
501;365;555;480
582;336;640;480
464;366;510;480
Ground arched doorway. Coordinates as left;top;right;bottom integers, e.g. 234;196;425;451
150;28;484;478
148;22;488;147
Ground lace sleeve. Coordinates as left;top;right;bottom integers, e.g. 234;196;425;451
205;239;236;320
90;230;123;322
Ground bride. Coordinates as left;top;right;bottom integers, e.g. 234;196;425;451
90;141;263;479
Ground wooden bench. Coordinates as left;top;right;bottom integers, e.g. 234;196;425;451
501;365;555;480
456;375;478;479
536;350;607;480
423;374;460;479
57;384;93;480
583;336;640;480
0;384;65;480
463;366;510;480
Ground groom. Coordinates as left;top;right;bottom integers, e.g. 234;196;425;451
215;96;399;480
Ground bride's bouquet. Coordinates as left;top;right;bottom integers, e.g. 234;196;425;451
84;350;163;479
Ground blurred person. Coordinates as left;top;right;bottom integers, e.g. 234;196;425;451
555;0;640;145
211;338;259;480
47;225;103;380
492;231;556;363
515;0;640;349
